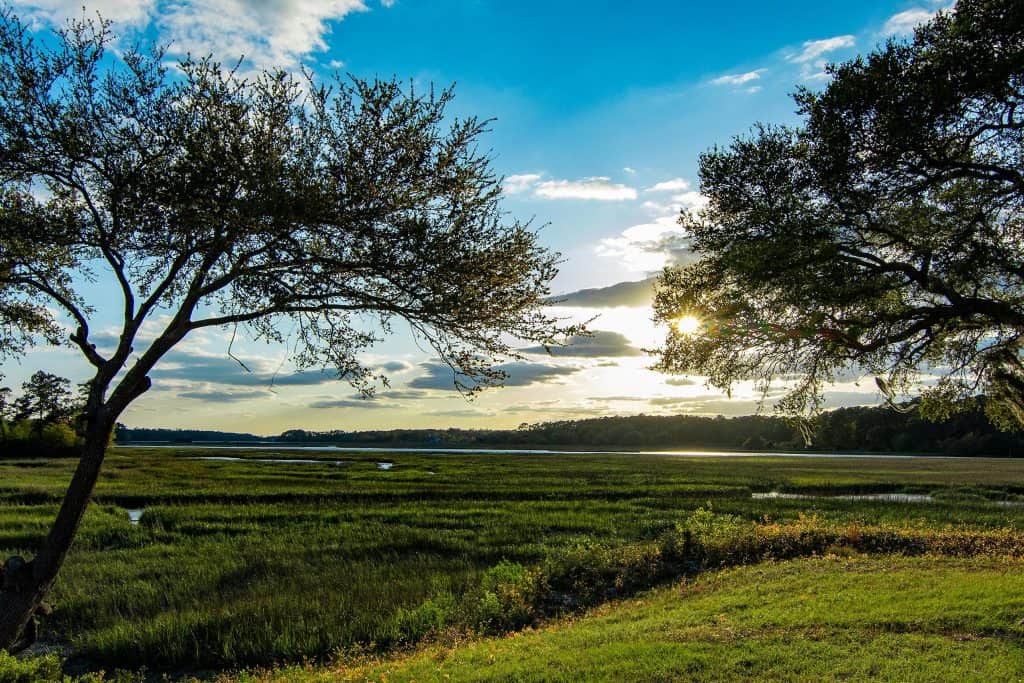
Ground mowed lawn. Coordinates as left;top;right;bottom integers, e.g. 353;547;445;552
1;447;1024;676
331;556;1024;683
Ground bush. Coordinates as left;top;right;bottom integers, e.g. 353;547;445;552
0;651;64;683
543;540;663;609
0;420;83;458
388;593;457;643
468;560;544;634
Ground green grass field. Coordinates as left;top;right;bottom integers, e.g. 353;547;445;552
1;447;1024;679
326;556;1024;682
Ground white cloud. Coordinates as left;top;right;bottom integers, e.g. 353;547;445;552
502;173;542;195
797;59;834;83
11;0;369;71
710;68;766;86
882;8;936;35
672;191;708;212
642;200;671;214
534;177;637;201
623;167;637;175
597;215;691;273
12;0;155;25
645;178;690;193
641;189;707;216
787;35;855;63
157;0;367;71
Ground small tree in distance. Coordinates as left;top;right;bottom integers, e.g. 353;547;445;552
0;11;578;649
12;371;74;436
654;0;1024;432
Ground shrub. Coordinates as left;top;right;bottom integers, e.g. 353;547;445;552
468;561;544;634
0;651;64;683
388;593;457;643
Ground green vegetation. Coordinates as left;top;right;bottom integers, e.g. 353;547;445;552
0;4;577;648
333;556;1024;682
655;0;1024;427
1;447;1024;677
0;372;85;458
119;401;1024;457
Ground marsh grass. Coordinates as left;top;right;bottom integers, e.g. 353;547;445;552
1;448;1024;671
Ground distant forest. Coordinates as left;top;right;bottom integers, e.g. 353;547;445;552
116;401;1024;457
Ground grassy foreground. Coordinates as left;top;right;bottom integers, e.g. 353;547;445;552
294;555;1024;682
1;447;1024;677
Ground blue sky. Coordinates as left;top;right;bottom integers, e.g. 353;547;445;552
2;0;947;433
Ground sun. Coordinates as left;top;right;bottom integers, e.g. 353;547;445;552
672;315;702;335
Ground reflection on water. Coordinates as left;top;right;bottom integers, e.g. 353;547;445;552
122;444;993;460
753;491;1024;506
377;462;394;470
752;491;934;503
187;456;348;466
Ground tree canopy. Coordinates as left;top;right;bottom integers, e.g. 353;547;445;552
11;371;73;427
654;0;1024;429
0;10;574;650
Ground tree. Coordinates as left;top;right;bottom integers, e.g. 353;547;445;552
0;12;576;650
654;0;1024;431
0;375;10;441
11;371;74;436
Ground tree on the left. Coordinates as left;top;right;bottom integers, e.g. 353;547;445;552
0;10;576;651
11;371;74;437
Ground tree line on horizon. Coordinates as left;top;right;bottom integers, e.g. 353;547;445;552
113;400;1024;457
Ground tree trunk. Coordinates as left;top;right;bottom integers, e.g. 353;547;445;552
0;414;115;651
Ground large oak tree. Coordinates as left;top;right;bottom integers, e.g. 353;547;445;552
655;0;1024;430
0;12;575;649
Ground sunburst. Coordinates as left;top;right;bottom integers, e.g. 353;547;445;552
672;315;701;335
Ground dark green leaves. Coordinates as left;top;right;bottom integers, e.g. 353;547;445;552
655;0;1024;428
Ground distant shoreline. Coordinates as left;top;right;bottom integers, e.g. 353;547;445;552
113;443;986;459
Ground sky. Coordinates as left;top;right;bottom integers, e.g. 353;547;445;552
1;0;950;434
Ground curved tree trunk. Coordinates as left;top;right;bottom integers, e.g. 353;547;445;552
0;413;115;651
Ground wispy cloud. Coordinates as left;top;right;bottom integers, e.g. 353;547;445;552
641;190;708;217
787;35;855;63
710;68;766;86
502;173;543;195
178;389;269;402
309;398;396;409
376;360;413;373
534;177;637;201
151;349;339;387
408;361;580;391
882;8;937;35
424;408;496;418
645;178;690;193
503;173;638;201
521;330;645;358
597;215;693;274
545;278;656;309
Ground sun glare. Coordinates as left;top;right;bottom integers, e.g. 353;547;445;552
672;315;702;335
